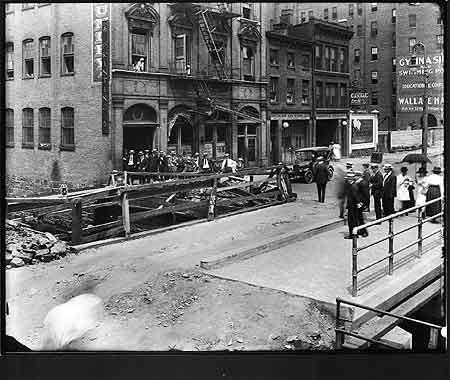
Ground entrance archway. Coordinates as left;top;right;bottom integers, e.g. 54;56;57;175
238;106;259;166
168;106;194;155
123;104;158;153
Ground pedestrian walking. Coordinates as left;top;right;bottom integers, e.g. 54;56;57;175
332;141;341;161
369;163;383;220
382;163;396;216
334;164;347;218
397;166;415;213
361;163;371;212
415;167;428;218
425;167;444;222
344;172;368;239
313;156;329;203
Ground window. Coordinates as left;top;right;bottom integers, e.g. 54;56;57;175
131;31;147;71
392;58;396;72
392;32;396;47
6;109;14;146
357;25;362;37
354;69;361;81
354;48;360;63
370;21;377;36
269;77;278;103
436;34;443;50
39;37;51;76
61;107;74;148
269;49;279;65
242;46;255;80
392;8;396;23
357;3;362;16
409;14;416;27
22;108;34;147
22;3;34;10
340;84;347;108
301;11;306;23
349;4;354;17
6;42;14;79
409;37;416;53
339;48;347;72
332;7;337;20
286;78;295;104
371;71;378;84
371;3;377;12
287;52;295;69
330;48;337;71
242;3;252;20
61;33;74;74
371;90;378;105
315;82;323;107
23;39;34;78
324;8;328;20
301;80;309;105
330;84;338;107
174;34;191;73
301;54;310;68
371;46;378;61
324;47;330;70
315;45;322;69
38;108;51;147
308;10;313;19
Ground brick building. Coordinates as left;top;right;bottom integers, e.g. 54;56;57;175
5;2;270;195
266;16;353;163
270;2;444;132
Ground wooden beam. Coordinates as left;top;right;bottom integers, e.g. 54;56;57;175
82;220;123;235
6;197;69;204
71;199;83;245
208;178;218;221
130;200;209;223
80;225;125;244
121;192;131;237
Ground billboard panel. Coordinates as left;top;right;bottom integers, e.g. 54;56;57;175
92;3;110;83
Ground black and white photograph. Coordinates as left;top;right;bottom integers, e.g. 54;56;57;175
3;2;446;354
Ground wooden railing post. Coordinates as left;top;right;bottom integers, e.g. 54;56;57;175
121;191;130;237
388;218;394;275
71;198;82;245
207;178;218;221
335;298;344;349
417;207;423;258
352;234;358;297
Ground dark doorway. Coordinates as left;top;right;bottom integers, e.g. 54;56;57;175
123;126;154;152
316;119;337;146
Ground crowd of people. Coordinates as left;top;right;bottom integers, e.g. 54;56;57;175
315;160;445;240
122;149;245;176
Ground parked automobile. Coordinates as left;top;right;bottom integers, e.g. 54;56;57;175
287;146;334;183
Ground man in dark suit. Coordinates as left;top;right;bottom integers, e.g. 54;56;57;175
313;156;329;203
344;172;368;239
369;163;383;220
361;163;371;212
382;163;397;216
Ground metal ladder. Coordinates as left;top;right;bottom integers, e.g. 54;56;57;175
196;9;227;80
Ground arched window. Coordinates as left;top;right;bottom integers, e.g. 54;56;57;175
6;42;14;79
23;39;34;78
61;107;74;148
39;37;51;76
6;109;14;147
39;107;51;148
22;108;34;147
61;33;74;74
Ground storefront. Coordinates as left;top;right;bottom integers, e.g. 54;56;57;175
348;112;378;156
123;104;158;153
201;111;231;160
167;107;195;155
237;106;261;167
315;113;347;148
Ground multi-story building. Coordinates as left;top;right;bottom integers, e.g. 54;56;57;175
271;2;444;133
5;2;270;195
266;15;353;163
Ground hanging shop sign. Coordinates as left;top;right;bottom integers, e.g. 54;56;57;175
92;3;110;83
316;113;347;120
271;113;310;120
101;19;110;135
349;89;369;109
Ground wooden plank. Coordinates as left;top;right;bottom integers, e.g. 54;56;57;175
344;278;442;349
6;197;69;204
216;178;269;193
121;192;131;237
208;178;218;221
83;200;121;210
82;220;123;234
130;200;209;223
71;200;83;245
216;191;277;208
80;225;125;244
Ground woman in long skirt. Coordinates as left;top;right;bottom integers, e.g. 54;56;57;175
415;167;428;218
425;167;444;222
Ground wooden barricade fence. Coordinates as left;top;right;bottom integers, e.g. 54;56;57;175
6;166;293;246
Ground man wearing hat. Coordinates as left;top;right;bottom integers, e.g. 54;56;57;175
382;163;397;216
199;152;212;174
361;163;371;212
126;149;136;171
221;153;237;174
397;166;415;212
346;162;354;175
425;167;444;222
369;163;383;220
237;157;245;171
344;172;368;239
313;156;329;203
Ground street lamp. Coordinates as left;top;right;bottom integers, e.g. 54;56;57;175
411;42;429;170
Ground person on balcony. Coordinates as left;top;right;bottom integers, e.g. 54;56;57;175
134;58;145;72
425;167;444;223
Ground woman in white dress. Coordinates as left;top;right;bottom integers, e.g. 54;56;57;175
415;167;429;217
397;166;415;213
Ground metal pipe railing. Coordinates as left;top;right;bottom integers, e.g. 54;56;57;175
351;196;443;296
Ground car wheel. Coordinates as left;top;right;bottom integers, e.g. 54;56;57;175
304;169;314;184
328;166;334;180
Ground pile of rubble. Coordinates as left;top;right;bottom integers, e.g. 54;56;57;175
5;220;75;269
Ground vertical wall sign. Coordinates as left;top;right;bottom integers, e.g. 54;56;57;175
92;3;110;83
102;19;110;135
